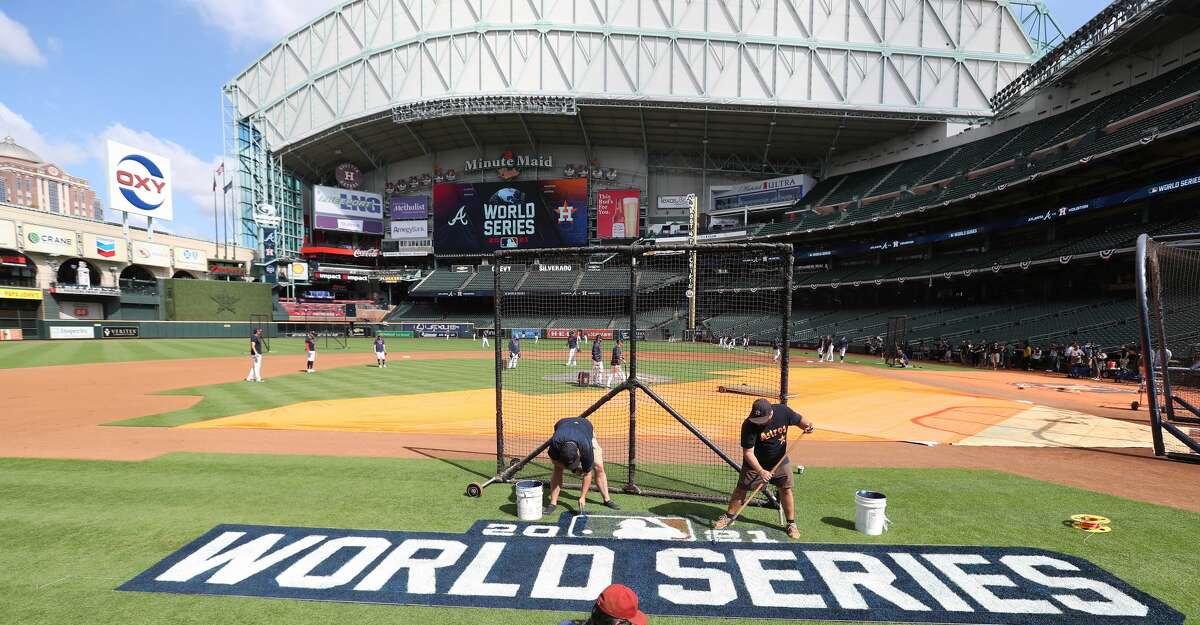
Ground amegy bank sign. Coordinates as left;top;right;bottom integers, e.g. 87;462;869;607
121;515;1179;624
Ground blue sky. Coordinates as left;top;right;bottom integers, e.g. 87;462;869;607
0;0;1110;242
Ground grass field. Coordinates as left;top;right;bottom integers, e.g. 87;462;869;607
1;453;1195;625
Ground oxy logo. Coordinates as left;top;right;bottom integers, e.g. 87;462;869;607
120;516;1181;625
114;154;169;211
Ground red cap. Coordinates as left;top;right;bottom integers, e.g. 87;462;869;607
596;584;648;625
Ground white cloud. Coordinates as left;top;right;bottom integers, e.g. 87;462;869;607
96;124;223;222
0;10;46;66
180;0;335;45
0;102;88;165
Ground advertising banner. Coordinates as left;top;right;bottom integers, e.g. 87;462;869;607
0;287;42;301
0;219;15;248
597;189;640;239
59;301;103;320
388;196;428;220
132;240;171;267
657;195;692;209
432;179;588;254
313;185;384;235
388;220;429;239
101;325;140;338
288;261;309;282
510;328;541;339
106;139;173;221
262;228;278;284
393;322;473;338
23;224;77;255
174;247;208;272
84;233;128;262
49;326;95;340
712;174;814;212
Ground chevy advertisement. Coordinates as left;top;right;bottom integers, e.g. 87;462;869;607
432;179;588;254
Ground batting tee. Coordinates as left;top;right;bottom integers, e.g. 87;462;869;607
468;242;794;504
1135;233;1200;462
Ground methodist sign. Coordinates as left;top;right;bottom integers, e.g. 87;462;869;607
106;139;174;221
122;515;1178;624
313;185;384;235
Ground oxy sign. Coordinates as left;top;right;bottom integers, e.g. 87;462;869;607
107;140;173;221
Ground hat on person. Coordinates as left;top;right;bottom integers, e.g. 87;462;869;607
560;441;582;472
747;398;774;426
596;583;648;625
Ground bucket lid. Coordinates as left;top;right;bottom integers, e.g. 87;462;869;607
855;490;885;499
515;480;543;488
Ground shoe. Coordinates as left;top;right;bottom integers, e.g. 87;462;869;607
713;514;733;530
786;523;801;540
542;504;558;516
603;499;620;510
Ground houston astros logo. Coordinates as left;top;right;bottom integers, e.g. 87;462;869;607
115;153;169;210
448;206;469;226
555;201;575;223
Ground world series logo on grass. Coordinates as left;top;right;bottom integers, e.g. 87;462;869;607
120;514;1181;624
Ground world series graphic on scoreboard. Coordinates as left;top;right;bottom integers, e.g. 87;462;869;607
432;179;588;254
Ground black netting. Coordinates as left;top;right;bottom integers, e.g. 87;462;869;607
494;244;792;503
1143;238;1200;458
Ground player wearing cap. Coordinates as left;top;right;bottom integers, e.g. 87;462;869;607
607;338;625;388
590;336;604;385
557;583;648;625
772;337;782;363
304;332;317;373
374;335;387;368
566;330;579;367
713;398;814;539
544;417;620;514
508;335;521;369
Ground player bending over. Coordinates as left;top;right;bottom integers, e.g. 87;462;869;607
590;336;604;385
544;416;620;514
566;330;578;366
713;398;814;539
607;338;625;387
304;332;317;373
374;335;387;368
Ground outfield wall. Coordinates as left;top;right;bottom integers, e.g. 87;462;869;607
163;280;272;321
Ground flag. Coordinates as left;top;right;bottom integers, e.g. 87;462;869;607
223;181;234;193
212;176;217;192
216;162;225;177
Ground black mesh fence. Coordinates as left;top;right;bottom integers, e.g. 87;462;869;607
494;243;792;503
1141;236;1200;459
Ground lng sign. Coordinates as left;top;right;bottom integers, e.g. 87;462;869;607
121;514;1178;624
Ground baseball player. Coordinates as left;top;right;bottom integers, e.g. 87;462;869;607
590;336;604;385
566;330;579;366
607;338;625;388
713;398;814;539
544;416;620;515
773;337;782;363
304;332;317;373
557;584;647;625
816;335;826;361
508;335;521;369
481;330;489;348
835;335;849;363
374;335;387;368
245;328;264;382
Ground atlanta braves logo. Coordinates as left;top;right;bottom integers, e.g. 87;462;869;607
447;206;469;226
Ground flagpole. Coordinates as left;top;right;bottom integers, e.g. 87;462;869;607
212;175;219;257
221;168;230;259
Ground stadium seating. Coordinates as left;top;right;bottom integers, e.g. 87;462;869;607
411;269;473;294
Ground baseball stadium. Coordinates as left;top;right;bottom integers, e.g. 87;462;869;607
3;1;1200;624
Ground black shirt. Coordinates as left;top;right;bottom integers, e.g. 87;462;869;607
568;335;578;349
611;345;622;366
740;403;803;468
548;417;595;472
250;335;262;355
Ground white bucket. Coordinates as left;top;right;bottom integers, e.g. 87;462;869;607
854;490;890;535
515;480;544;521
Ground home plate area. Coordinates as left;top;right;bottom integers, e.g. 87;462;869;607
541;372;674;385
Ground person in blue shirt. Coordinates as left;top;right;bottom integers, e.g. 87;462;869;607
590;336;604;385
607;338;625;388
544;417;620;514
507;335;521;369
374;335;386;368
566;331;579;367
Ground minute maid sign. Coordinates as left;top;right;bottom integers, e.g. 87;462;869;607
121;515;1179;624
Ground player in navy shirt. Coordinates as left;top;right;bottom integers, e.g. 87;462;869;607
507;336;521;369
713;399;814;539
304;332;317;373
566;331;579;366
374;335;387;368
545;417;620;514
773;337;783;362
607;338;625;387
590;336;604;385
245;328;264;382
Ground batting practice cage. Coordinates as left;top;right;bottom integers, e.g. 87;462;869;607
1135;233;1200;462
466;243;793;505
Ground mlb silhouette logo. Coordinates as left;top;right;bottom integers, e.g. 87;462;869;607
501;237;518;248
568;514;695;541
